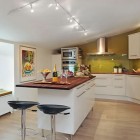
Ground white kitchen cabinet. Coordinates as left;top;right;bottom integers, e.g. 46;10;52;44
126;75;140;100
112;74;126;96
74;79;95;131
51;54;62;73
128;32;140;59
94;74;112;95
94;74;126;96
0;94;13;116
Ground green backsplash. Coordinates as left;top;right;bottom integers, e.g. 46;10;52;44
83;54;133;73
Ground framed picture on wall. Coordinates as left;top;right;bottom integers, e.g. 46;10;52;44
20;46;36;82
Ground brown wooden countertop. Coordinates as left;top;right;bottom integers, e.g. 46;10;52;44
92;72;140;75
16;76;96;90
0;90;12;97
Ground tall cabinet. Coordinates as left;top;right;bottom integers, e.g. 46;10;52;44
51;54;62;73
128;32;140;59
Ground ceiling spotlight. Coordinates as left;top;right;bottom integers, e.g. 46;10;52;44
84;31;88;36
30;4;34;13
55;3;59;10
76;26;79;29
70;19;73;23
48;3;53;8
55;6;59;10
30;9;34;13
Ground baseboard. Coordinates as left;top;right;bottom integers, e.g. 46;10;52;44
95;94;140;104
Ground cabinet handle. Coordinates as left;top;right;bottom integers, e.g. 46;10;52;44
96;85;107;87
114;78;123;80
114;75;123;77
96;78;107;80
90;79;95;81
86;81;91;84
90;84;95;87
85;88;90;90
76;84;85;89
114;86;123;88
85;84;96;90
130;55;138;56
77;91;86;97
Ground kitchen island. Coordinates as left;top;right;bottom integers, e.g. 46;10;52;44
16;76;96;135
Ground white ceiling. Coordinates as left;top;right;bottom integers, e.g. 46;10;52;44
0;0;140;49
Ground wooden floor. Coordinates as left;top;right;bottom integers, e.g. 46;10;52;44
0;100;140;140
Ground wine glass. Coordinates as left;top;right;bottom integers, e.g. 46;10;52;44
64;70;68;83
58;69;63;83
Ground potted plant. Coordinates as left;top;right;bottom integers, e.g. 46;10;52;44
74;64;79;76
118;64;123;73
113;65;118;73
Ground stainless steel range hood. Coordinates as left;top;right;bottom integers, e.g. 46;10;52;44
87;38;115;55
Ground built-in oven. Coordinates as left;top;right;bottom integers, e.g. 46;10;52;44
62;60;76;72
61;47;78;60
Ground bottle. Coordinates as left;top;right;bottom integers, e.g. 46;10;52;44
52;64;58;82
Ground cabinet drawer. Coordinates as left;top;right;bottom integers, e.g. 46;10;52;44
75;83;87;97
95;78;111;86
112;87;125;96
95;74;112;86
113;74;125;87
95;86;110;95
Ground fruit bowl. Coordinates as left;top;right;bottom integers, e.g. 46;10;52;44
41;72;50;82
40;69;51;82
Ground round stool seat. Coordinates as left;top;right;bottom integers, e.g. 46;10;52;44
38;104;70;114
8;101;38;110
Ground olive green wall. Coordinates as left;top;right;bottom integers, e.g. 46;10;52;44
79;28;140;73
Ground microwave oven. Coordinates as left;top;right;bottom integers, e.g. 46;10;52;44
61;47;78;60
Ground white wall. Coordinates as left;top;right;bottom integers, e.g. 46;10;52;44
14;44;52;101
0;42;14;91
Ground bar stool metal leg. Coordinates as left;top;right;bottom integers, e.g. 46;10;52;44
41;129;45;137
51;115;56;140
70;135;73;140
21;109;26;140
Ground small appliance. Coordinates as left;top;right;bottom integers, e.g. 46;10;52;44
61;47;78;60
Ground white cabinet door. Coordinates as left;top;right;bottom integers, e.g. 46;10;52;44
94;74;126;96
94;74;112;95
126;75;140;100
112;74;126;96
74;79;95;132
128;32;140;59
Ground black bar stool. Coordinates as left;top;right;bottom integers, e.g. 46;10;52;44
37;104;70;140
8;101;38;140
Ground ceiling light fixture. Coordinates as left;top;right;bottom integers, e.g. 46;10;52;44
8;0;88;36
30;4;34;13
55;3;59;10
54;0;88;36
84;31;88;36
48;3;53;8
8;0;39;15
